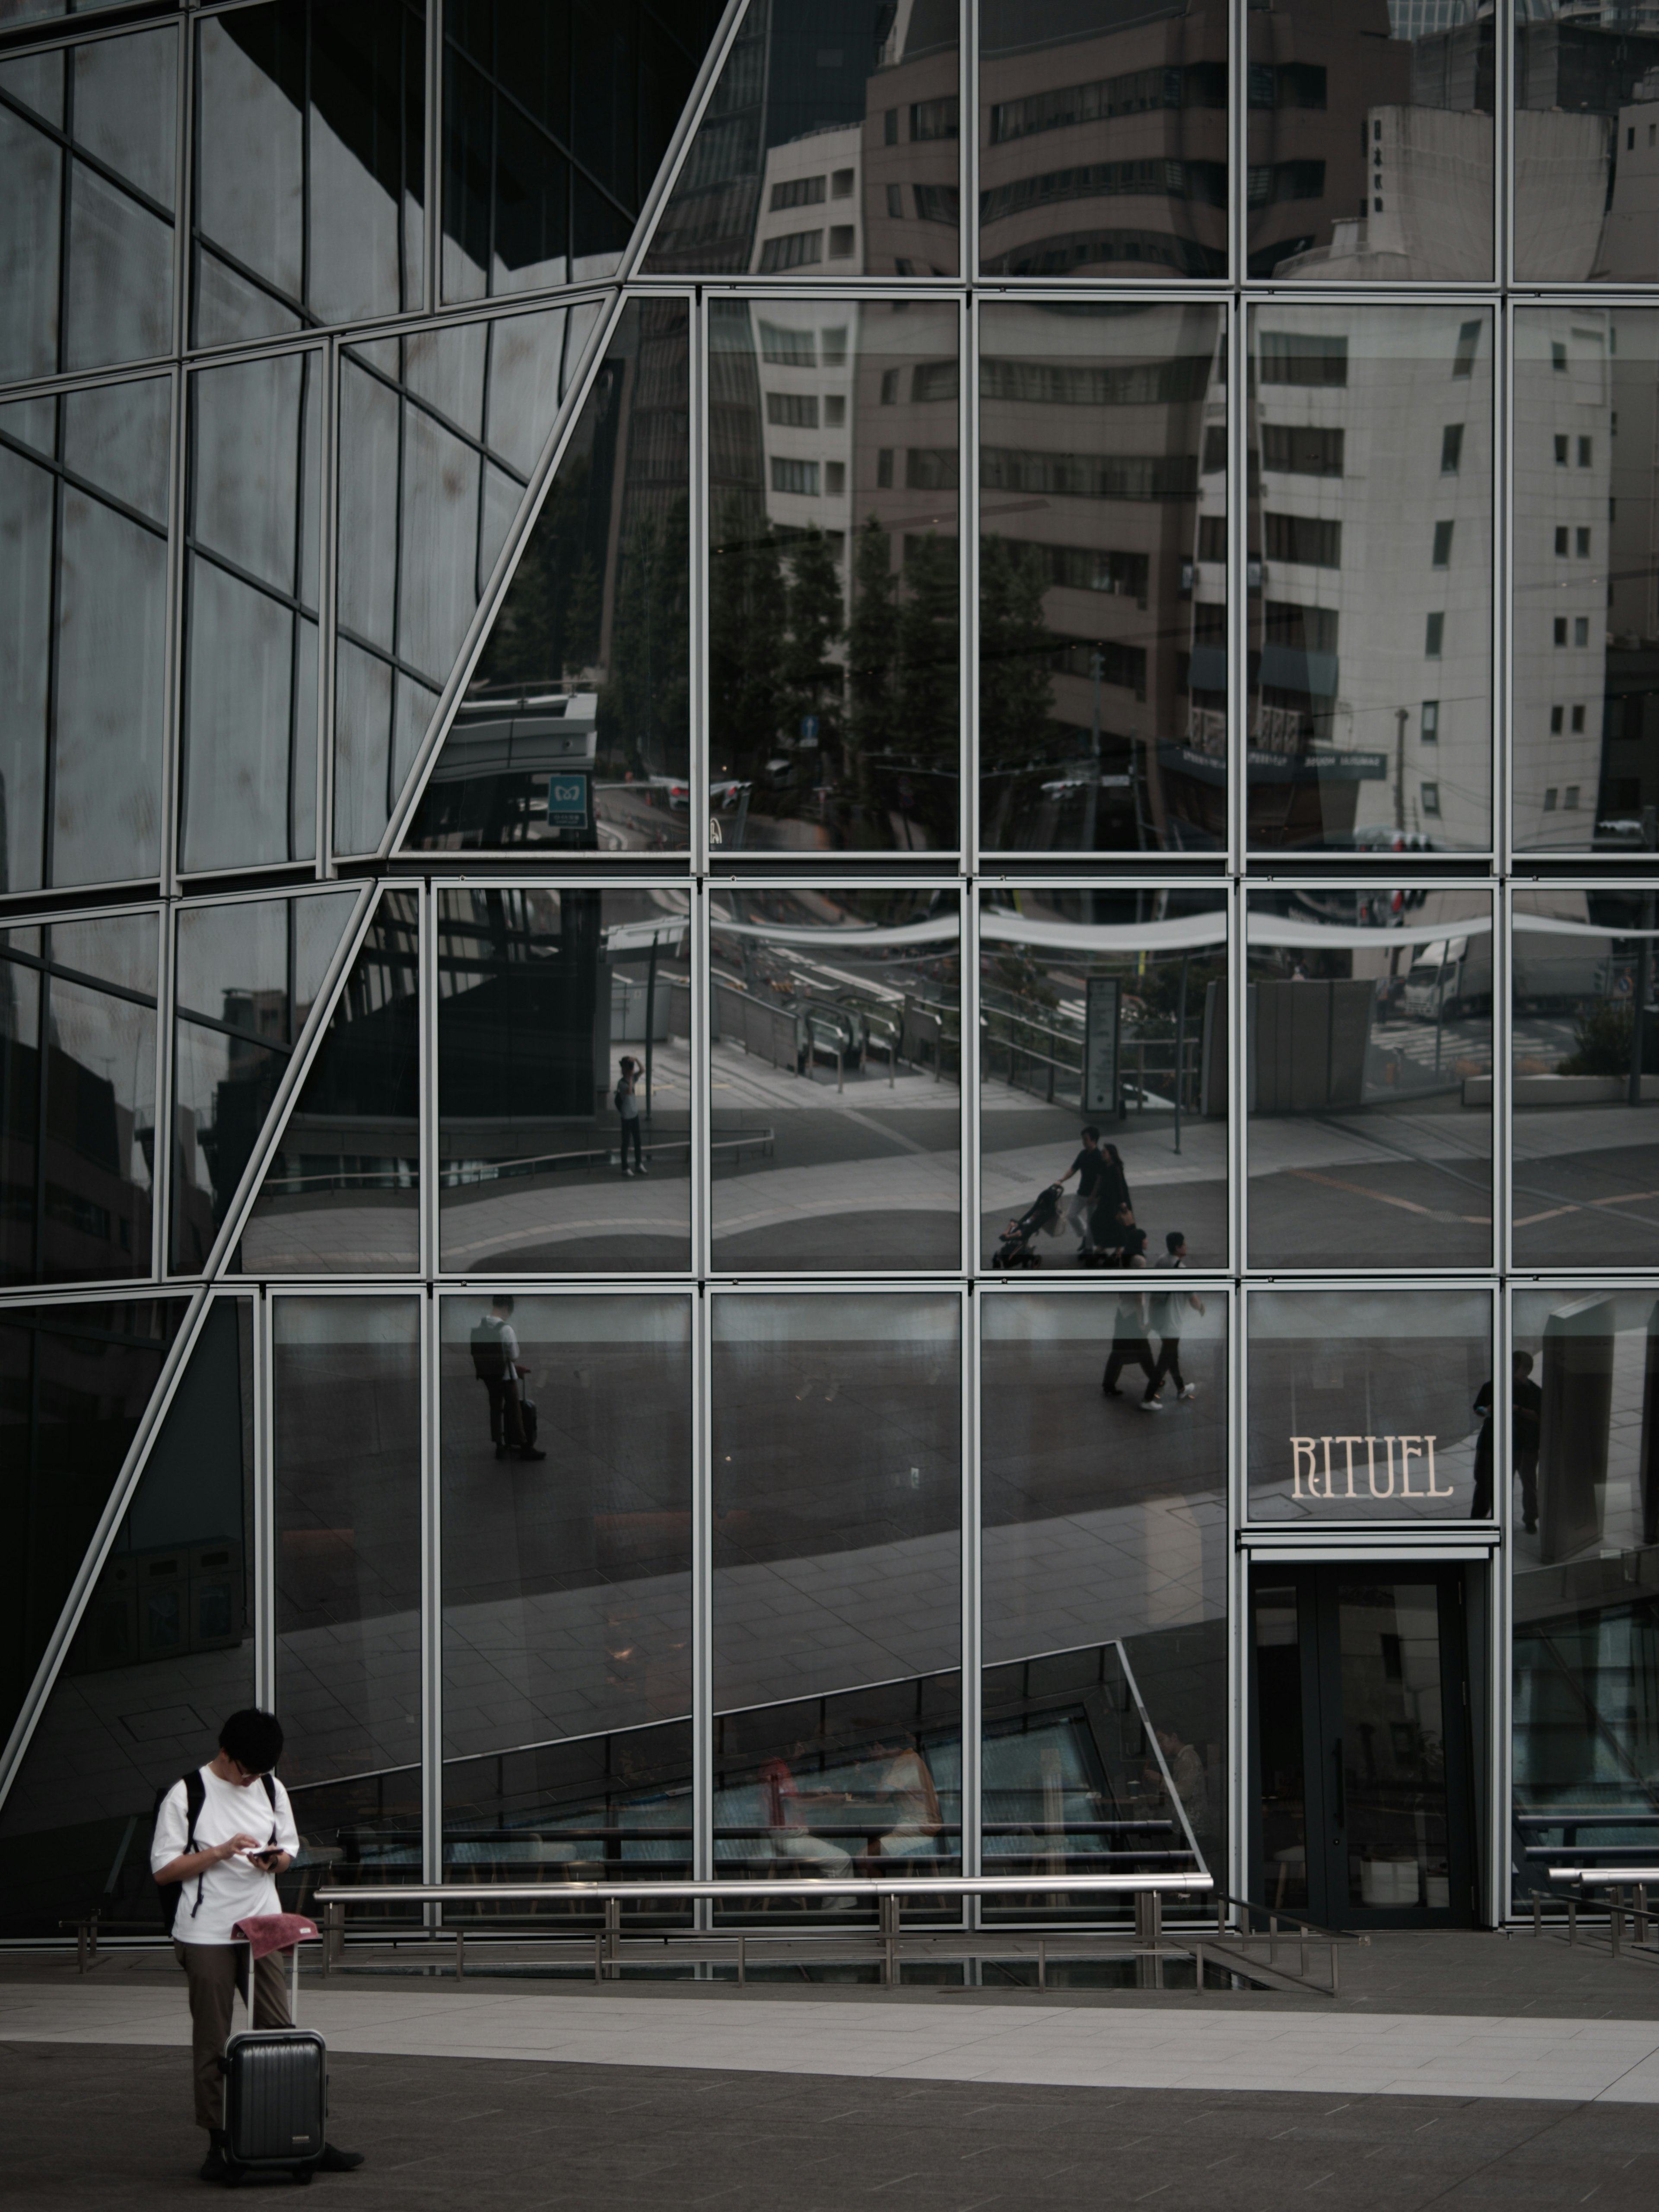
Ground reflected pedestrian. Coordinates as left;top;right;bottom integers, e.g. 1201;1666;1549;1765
1514;1350;1542;1534
1102;1233;1160;1408
615;1055;647;1176
1058;1125;1106;1255
470;1294;545;1462
1147;1232;1205;1405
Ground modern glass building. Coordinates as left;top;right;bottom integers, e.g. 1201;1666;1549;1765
3;0;1659;1948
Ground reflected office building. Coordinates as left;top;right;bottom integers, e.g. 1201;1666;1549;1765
6;0;1659;1970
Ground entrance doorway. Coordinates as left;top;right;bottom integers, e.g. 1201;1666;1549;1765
1252;1565;1477;1929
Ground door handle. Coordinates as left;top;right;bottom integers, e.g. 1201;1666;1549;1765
1331;1738;1345;1829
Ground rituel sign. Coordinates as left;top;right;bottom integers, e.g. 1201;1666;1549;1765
1289;1434;1455;1502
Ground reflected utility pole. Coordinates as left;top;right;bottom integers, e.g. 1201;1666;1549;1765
1394;706;1408;835
1083;643;1103;857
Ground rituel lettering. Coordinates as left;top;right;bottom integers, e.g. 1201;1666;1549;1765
1287;1432;1453;1505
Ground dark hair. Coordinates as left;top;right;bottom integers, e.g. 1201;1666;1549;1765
491;1293;515;1314
1166;1230;1185;1253
1081;1125;1100;1142
219;1708;283;1773
1123;1227;1148;1258
1514;1349;1535;1375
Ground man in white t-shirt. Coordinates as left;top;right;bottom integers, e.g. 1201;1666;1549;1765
150;1708;362;2182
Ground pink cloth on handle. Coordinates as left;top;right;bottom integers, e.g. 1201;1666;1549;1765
232;1913;319;1960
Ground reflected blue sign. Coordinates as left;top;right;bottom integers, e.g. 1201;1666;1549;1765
547;772;589;827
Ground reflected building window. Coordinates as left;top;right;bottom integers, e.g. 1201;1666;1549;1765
0;912;159;1286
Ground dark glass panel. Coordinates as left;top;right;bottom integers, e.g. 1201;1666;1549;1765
703;297;959;853
273;1295;422;1913
71;25;176;208
406;299;691;857
1510;889;1659;1268
979;0;1228;282
0;440;52;895
237;890;420;1275
193;0;425;345
644;0;959;277
62;379;170;528
978;889;1228;1270
0;928;42;1285
436;887;690;1273
0;97;62;385
439;1293;693;1906
0;1297;186;1754
64;163;174;373
978;301;1224;855
707;888;960;1272
1246;1289;1492;1524
0;1299;253;1939
981;1292;1226;1915
1245;887;1494;1271
1245;305;1492;854
1513;309;1657;854
171;890;358;1275
1515;6;1659;281
711;1293;961;1914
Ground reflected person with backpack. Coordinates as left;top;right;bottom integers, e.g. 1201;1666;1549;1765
150;1708;362;2183
470;1294;546;1462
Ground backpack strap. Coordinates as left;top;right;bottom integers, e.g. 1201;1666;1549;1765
183;1768;208;1922
260;1771;278;1847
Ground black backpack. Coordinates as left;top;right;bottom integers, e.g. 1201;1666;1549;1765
470;1316;509;1381
154;1768;278;1933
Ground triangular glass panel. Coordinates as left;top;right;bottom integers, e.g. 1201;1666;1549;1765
169;887;359;1275
0;1297;253;1938
331;299;605;857
0;1297;189;1767
401;297;691;855
234;890;421;1276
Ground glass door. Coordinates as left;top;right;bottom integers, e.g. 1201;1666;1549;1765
1252;1566;1476;1929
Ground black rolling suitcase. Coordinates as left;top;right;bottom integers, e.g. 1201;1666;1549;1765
222;1935;327;2185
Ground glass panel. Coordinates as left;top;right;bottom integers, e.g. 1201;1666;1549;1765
406;299;688;857
1246;887;1494;1271
1511;1289;1659;1910
439;1293;693;1910
1252;1580;1308;1913
64;152;173;373
436;887;691;1273
1246;305;1493;854
1336;1580;1451;1913
171;890;358;1274
1247;1289;1492;1524
237;891;420;1276
273;1295;422;1914
0;96;61;386
979;890;1227;1271
711;1294;961;1913
0;1299;254;1939
704;297;959;853
0;439;52;894
193;0;425;346
1248;5;1491;281
440;0;723;301
1511;889;1659;1268
644;0;959;277
0;1297;185;1754
1515;5;1659;282
982;1292;1226;1918
979;0;1227;281
1514;308;1656;854
980;301;1225;855
708;888;960;1271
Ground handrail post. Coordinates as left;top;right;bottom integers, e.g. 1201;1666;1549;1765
1638;1883;1649;1947
605;1895;620;1978
455;1929;464;1980
1568;1896;1578;1946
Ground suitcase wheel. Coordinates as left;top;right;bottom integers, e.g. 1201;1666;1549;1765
293;2170;313;2186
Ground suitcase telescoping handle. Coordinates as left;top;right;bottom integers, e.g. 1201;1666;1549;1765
232;1914;321;2031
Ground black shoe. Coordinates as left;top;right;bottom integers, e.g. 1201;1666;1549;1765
516;1446;547;1461
200;2131;229;2182
317;2145;365;2172
1523;1517;1538;1534
1102;1386;1124;1398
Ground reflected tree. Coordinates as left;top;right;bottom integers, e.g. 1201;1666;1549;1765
600;496;690;781
979;533;1058;777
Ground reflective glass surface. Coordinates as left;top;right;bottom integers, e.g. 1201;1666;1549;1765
1513;308;1659;854
273;1295;421;1907
711;1294;961;1907
1245;305;1493;854
0;1299;253;1937
0;25;177;381
1248;1;1491;282
979;890;1227;1273
707;297;960;852
1515;4;1659;282
709;888;960;1271
171;890;357;1273
442;0;723;300
0;1297;185;1753
406;299;688;857
183;351;322;874
0;912;158;1287
436;887;691;1272
979;301;1225;855
1247;1289;1492;1524
192;0;425;346
1245;888;1494;1271
1511;889;1659;1269
979;0;1227;280
237;891;420;1275
439;1292;693;1904
1511;1289;1659;1908
643;0;959;277
0;376;171;894
981;1291;1226;1911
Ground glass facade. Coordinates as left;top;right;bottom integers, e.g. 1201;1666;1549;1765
3;0;1659;1945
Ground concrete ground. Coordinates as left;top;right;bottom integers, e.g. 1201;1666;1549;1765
6;1930;1659;2209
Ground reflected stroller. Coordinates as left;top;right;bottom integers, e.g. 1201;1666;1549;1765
993;1182;1065;1268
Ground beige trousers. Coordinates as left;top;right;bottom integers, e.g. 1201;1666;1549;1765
173;1939;292;2131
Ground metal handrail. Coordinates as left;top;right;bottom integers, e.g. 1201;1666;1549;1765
315;1874;1211;1905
